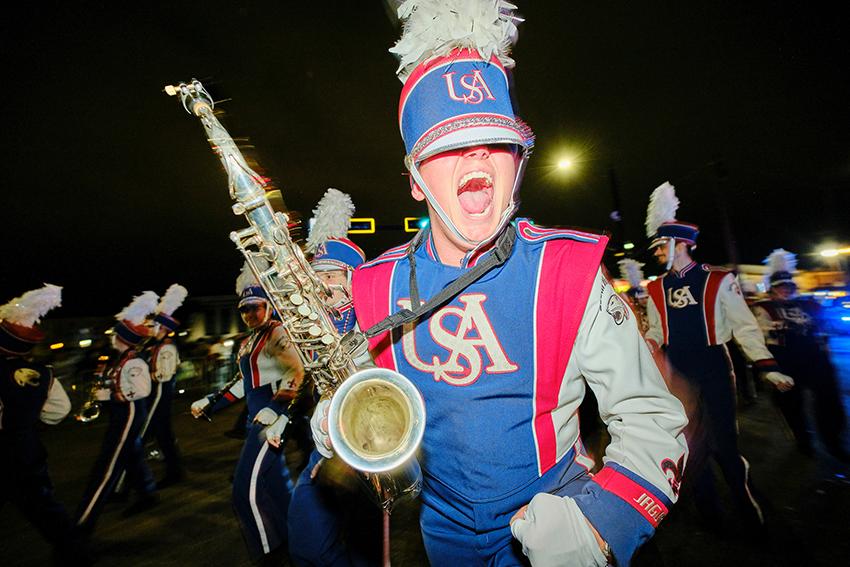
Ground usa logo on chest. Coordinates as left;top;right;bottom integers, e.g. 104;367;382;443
399;293;518;386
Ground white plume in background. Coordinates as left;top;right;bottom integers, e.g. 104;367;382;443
0;284;63;327
618;259;645;289
390;0;523;81
156;284;188;316
235;262;259;295
764;248;798;276
116;291;159;325
645;181;679;238
306;188;355;254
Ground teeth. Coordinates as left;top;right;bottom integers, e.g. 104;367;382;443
458;171;492;188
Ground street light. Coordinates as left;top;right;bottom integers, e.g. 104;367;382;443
557;158;573;170
820;247;850;257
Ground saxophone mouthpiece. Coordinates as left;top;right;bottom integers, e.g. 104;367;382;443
164;84;179;97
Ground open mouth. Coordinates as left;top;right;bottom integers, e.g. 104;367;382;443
457;171;493;216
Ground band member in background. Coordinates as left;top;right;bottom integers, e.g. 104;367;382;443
142;283;188;488
285;188;380;567
618;258;649;335
1;284;88;565
74;292;159;537
753;249;849;463
313;4;689;565
644;182;794;531
191;264;304;564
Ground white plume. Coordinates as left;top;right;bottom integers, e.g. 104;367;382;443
618;259;645;289
0;284;62;327
390;0;523;81
235;262;259;295
645;181;680;238
764;248;797;276
306;188;355;254
116;291;159;325
156;284;188;316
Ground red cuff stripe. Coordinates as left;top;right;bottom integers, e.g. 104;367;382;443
592;467;669;528
223;392;237;402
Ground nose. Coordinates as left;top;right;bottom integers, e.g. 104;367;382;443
462;145;491;159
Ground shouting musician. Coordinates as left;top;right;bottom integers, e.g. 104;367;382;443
142;283;188;488
0;285;87;564
285;189;380;567
75;292;159;537
312;3;689;565
191;264;304;563
644;182;794;532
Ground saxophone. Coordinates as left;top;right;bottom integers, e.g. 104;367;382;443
164;79;425;510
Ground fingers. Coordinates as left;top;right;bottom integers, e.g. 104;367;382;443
510;505;528;526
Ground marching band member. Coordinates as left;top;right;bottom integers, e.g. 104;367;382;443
142;283;188;488
313;3;689;565
285;188;379;567
190;264;304;563
74;292;159;537
0;284;87;564
644;182;794;531
618;258;649;335
753;249;849;462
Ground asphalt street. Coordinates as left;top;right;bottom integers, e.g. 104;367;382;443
2;337;849;566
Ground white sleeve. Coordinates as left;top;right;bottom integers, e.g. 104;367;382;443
40;376;72;424
645;294;663;349
719;274;774;363
574;269;689;501
153;344;180;382
119;358;152;401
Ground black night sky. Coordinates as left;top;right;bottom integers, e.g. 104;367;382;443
2;1;848;317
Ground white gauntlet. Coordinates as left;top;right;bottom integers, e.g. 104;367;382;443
190;397;210;418
264;414;289;448
511;493;608;567
310;399;333;459
764;371;794;391
253;407;279;426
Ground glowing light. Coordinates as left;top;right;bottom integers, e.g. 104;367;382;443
168;332;175;337
349;217;375;234
104;328;114;335
557;159;573;170
178;331;188;337
623;242;635;250
648;276;658;281
178;389;186;394
79;339;92;348
98;355;109;361
49;342;64;350
404;217;429;232
820;247;850;257
842;317;850;322
223;339;234;348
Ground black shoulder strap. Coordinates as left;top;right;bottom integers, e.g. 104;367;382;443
364;228;516;338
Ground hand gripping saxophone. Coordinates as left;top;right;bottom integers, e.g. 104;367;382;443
164;79;425;511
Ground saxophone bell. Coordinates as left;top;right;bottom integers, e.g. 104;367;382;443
327;368;426;507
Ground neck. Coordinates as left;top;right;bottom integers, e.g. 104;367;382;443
432;233;468;267
671;255;693;272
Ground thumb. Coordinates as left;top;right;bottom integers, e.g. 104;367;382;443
510;515;529;542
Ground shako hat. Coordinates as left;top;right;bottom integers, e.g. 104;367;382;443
306;188;366;272
114;291;158;347
0;284;62;355
764;249;797;288
154;284;188;332
645;181;699;248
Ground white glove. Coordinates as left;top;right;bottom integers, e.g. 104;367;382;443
264;414;290;448
94;387;112;402
511;493;608;567
253;407;279;426
310;399;333;459
764;371;794;392
191;397;211;419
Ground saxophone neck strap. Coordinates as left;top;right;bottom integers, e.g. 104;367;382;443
364;227;516;339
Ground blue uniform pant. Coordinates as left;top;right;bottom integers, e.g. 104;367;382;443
288;449;381;567
232;422;293;561
75;400;155;534
143;380;183;478
669;345;764;526
420;454;591;566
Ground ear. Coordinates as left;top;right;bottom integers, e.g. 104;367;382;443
410;176;426;202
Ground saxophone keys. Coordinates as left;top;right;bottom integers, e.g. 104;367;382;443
298;304;312;317
320;334;335;345
308;325;322;337
290;293;304;305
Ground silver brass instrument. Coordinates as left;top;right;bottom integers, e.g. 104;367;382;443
75;371;109;423
165;79;425;511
